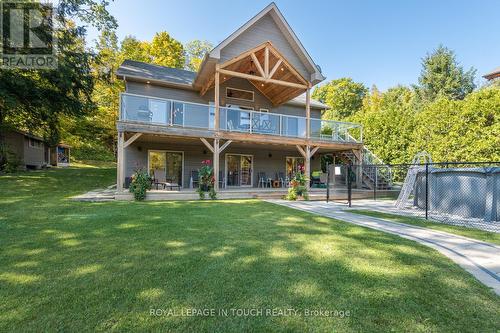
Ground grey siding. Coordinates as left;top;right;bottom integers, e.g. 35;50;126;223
124;141;321;188
126;78;321;119
219;13;311;82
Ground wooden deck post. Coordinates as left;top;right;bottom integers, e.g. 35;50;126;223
214;64;220;131
297;145;312;191
213;138;220;191
117;131;125;192
306;86;311;138
305;145;311;191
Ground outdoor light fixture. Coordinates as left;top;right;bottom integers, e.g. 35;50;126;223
146;81;150;84
268;153;272;158
203;149;207;155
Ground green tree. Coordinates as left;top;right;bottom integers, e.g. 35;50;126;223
351;86;417;164
61;28;122;161
412;86;500;162
185;40;213;71
148;32;185;68
0;0;116;149
416;45;476;102
312;78;367;120
120;36;150;63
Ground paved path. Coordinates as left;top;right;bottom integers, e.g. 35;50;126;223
71;185;116;202
268;200;500;295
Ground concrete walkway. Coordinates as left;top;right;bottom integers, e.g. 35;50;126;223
268;200;500;295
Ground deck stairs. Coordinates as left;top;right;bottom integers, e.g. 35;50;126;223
338;147;392;190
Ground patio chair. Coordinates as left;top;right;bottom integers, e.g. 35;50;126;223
310;171;321;187
278;172;286;188
257;172;271;188
191;170;199;189
153;169;167;190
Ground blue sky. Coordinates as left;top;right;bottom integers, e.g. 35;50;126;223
86;0;500;90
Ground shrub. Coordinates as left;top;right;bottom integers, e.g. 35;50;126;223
129;168;152;201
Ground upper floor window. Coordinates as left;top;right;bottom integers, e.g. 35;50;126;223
226;87;254;102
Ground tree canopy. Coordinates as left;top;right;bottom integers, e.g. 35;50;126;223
416;45;476;102
185;40;213;72
312;78;368;120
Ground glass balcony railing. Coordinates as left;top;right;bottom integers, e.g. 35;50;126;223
220;107;307;138
120;93;214;129
310;118;363;143
120;93;362;143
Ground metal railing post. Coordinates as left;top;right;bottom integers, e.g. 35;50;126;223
374;167;377;201
425;162;429;219
347;164;352;207
326;162;330;203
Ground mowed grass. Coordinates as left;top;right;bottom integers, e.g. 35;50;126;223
0;165;499;332
349;210;500;245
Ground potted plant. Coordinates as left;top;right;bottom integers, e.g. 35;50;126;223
197;160;217;200
286;165;309;201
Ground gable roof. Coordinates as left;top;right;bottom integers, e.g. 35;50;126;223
116;60;328;109
116;60;196;87
206;2;325;83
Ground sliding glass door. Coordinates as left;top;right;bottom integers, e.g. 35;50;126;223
148;151;183;186
226;154;253;187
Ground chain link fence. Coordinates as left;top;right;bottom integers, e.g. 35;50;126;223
325;162;500;232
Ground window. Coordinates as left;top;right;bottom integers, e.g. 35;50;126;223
259;108;269;113
29;138;42;149
226;87;254;102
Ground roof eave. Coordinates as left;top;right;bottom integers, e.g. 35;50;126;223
117;73;196;90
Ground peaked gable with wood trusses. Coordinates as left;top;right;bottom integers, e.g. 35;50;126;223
194;3;325;105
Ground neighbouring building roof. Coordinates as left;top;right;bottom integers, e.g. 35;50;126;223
10;129;44;141
116;60;330;109
483;67;500;80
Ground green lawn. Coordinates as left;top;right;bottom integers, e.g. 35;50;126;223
349;210;500;245
1;165;499;332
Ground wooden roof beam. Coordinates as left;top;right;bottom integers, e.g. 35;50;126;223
218;68;307;89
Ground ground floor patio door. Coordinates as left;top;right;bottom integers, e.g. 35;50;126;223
286;156;305;179
226;154;253;187
148;150;183;186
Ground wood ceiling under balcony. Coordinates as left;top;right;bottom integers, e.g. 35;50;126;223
200;42;310;106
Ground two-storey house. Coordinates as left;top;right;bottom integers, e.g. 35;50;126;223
115;3;364;199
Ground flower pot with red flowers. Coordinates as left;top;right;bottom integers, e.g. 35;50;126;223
285;165;309;201
197;159;217;200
